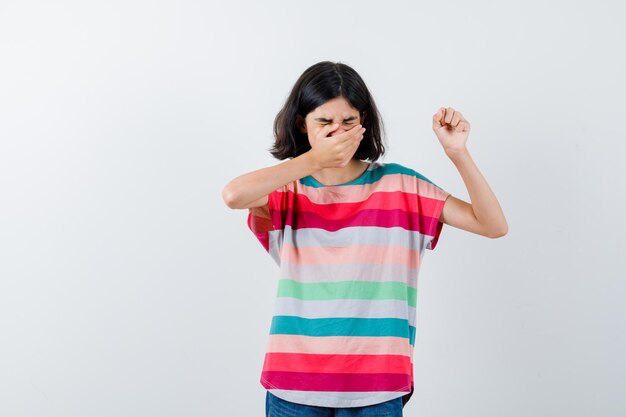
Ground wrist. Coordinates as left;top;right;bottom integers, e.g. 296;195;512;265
444;146;470;160
302;149;322;172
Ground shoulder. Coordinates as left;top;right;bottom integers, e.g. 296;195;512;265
375;161;431;182
371;161;415;176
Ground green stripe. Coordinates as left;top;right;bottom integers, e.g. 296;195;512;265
270;316;416;345
277;279;417;307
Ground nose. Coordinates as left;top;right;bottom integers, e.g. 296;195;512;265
329;126;346;136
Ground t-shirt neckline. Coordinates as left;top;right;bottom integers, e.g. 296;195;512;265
306;161;372;187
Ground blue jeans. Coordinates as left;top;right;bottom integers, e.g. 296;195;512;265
265;392;404;417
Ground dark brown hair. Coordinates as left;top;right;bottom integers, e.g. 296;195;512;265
269;61;386;162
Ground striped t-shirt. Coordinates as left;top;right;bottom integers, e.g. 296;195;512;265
246;160;450;408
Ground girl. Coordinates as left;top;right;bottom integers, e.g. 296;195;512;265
222;61;507;417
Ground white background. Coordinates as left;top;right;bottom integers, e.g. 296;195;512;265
1;1;624;416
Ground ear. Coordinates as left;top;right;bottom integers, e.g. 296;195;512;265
296;114;307;133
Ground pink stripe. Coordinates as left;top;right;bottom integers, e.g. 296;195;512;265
281;242;421;269
266;335;414;357
261;370;411;392
288;173;449;204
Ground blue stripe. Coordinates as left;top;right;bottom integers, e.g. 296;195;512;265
298;162;441;189
270;315;416;346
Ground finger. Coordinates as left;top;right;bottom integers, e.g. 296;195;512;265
338;124;364;142
351;134;363;152
432;108;445;125
341;128;364;152
444;107;455;124
451;112;462;126
355;129;365;143
354;124;365;138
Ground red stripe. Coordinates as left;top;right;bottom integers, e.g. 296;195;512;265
268;190;286;230
249;188;446;250
284;208;439;234
430;214;445;250
263;352;411;374
247;211;270;252
261;371;411;392
293;191;444;219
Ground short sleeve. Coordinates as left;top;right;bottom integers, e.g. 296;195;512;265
246;184;290;258
414;172;451;251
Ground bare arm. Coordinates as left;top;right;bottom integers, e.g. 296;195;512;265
431;107;508;239
439;148;508;238
221;151;320;209
222;122;365;210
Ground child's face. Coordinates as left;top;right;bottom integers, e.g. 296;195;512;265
299;97;364;148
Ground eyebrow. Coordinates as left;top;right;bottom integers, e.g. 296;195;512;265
314;116;359;122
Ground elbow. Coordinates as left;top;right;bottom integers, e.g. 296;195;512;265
221;185;241;209
486;222;508;238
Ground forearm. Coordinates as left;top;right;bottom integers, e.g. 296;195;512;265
222;151;320;209
446;147;508;235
